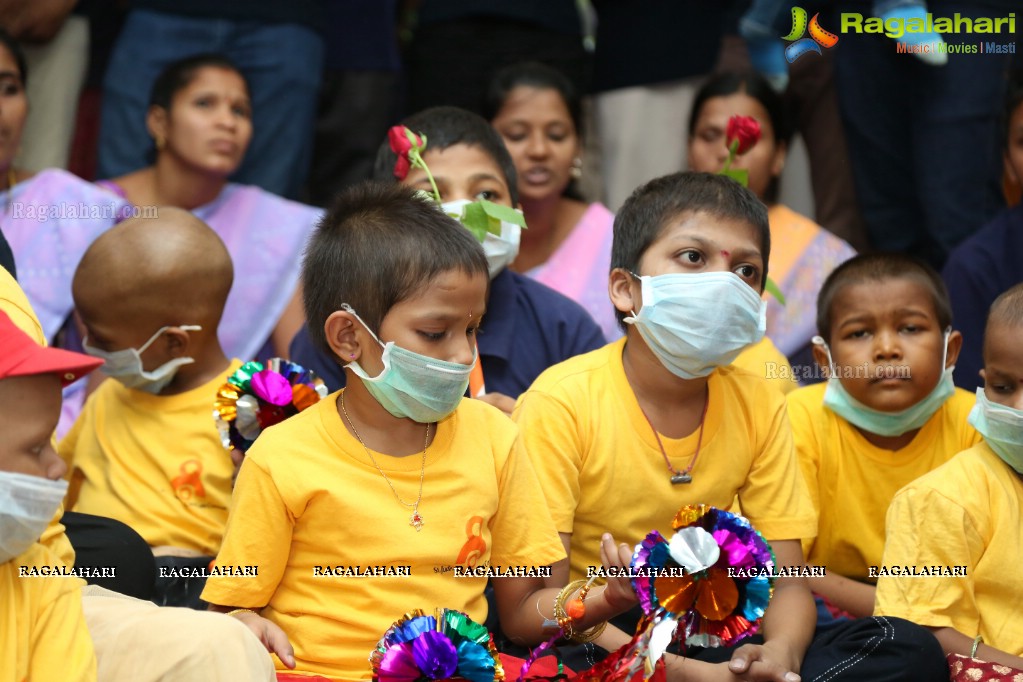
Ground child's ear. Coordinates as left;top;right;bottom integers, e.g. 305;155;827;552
324;311;361;363
811;340;831;377
944;329;964;369
609;268;638;315
163;327;194;358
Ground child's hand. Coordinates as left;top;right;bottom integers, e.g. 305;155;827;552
724;641;800;682
230;610;296;669
600;533;638;613
476;392;516;416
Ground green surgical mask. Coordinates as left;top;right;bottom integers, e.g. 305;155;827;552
341;305;475;423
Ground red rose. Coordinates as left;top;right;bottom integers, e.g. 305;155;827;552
725;116;761;156
387;125;423;180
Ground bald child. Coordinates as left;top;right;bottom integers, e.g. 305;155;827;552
60;208;242;608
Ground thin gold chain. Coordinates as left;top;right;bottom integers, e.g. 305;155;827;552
339;391;428;512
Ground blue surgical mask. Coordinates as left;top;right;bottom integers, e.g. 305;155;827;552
83;325;201;394
441;199;522;278
0;472;68;564
968;388;1023;474
341;305;475;423
814;330;955;437
624;271;766;379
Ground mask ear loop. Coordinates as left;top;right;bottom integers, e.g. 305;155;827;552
941;326;952;372
811;335;837;380
339;304;387;361
136;324;203;354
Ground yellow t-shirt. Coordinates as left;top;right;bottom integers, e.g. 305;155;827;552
513;338;817;581
732;336;797;395
788;383;981;582
201;392;564;681
59;360;242;555
1;543;96;682
875;443;1023;655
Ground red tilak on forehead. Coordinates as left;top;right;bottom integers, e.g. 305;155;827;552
721;250;730;259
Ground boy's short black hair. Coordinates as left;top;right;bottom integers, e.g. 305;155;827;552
816;253;953;343
372;106;519;206
302;181;489;355
611;172;770;328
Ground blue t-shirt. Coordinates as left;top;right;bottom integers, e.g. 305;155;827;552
290;268;606;396
943;203;1023;392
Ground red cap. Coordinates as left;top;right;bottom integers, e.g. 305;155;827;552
0;310;103;386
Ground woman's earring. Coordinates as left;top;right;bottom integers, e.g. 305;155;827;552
571;157;583;180
155;135;166;151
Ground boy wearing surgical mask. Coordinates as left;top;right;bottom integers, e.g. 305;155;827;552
875;283;1023;670
0;310;102;681
514;172;947;680
289;106;605;415
201;182;632;680
59;209;242;607
788;253;981;619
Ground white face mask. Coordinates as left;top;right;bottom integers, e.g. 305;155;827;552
624;271;766;379
83;325;201;394
441;199;522;278
968;388;1023;474
0;471;68;564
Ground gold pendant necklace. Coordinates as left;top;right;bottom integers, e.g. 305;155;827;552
340;392;429;530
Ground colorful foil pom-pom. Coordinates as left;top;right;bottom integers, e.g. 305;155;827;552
631;505;775;650
371;609;504;682
569;506;775;682
213;358;328;452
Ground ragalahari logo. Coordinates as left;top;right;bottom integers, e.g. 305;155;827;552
783;7;839;62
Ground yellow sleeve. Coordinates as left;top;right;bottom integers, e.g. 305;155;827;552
512;390;584;535
737;385;817;543
31;573;97;681
731;337;797;395
786;390;823;556
200;454;293;608
874;483;982;628
491;430;566;568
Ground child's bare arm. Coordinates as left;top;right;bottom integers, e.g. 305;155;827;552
208;604;295;668
930;627;1023;670
806;571;875;618
723;540;813;682
492;534;636;646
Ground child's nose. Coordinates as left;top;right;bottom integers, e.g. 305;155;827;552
43;444;67;481
872;330;902;359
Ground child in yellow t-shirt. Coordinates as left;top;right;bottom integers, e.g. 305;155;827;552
789;253;981;618
514;171;947;680
201;182;622;681
59;209;242;606
0;310;102;682
876;283;1023;670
